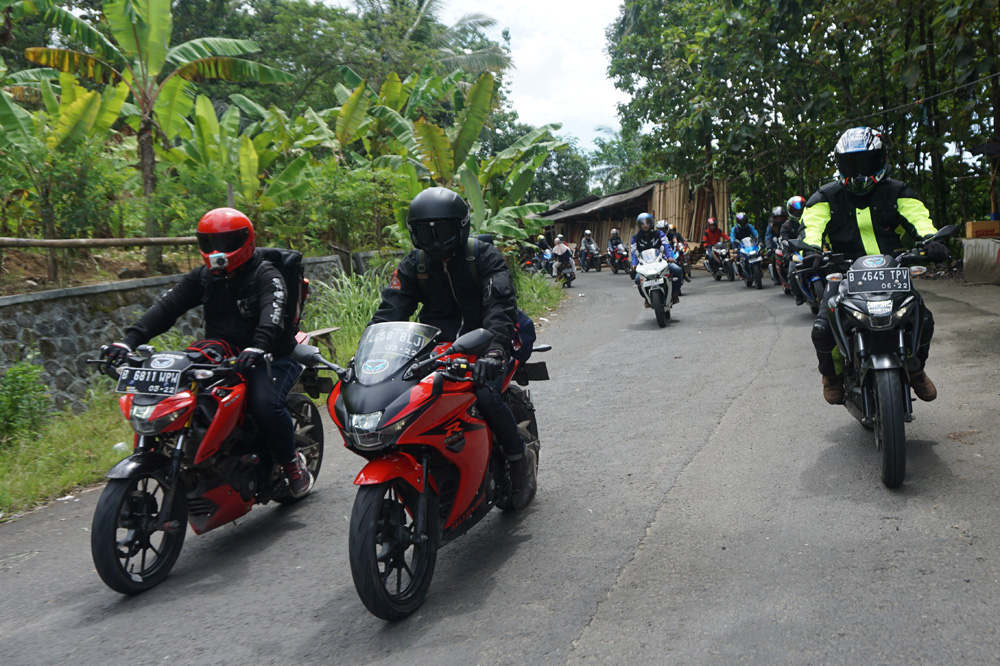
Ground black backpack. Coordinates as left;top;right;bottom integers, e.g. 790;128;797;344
199;247;308;336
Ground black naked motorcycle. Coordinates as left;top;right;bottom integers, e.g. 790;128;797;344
790;224;957;488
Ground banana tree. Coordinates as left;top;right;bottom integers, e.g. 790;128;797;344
0;73;128;280
8;0;294;270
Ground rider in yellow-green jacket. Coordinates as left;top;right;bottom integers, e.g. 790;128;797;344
801;127;949;405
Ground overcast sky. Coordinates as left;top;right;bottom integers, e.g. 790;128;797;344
328;0;628;152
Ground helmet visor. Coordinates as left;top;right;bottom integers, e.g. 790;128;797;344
837;148;885;178
197;228;249;254
412;218;461;247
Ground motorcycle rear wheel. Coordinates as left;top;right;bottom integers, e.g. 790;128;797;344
275;394;325;505
497;387;541;512
91;474;187;594
350;480;438;621
874;370;906;488
650;289;668;328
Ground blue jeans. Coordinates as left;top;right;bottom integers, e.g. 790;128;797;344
245;354;300;463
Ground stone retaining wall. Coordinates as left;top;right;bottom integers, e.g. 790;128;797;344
0;255;343;411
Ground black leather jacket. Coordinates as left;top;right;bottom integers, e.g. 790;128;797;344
370;243;518;354
123;252;295;356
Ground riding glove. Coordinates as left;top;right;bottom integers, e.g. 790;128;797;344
234;347;265;375
472;350;504;386
924;241;949;263
102;342;132;366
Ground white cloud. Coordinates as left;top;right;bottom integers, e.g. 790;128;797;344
440;0;627;150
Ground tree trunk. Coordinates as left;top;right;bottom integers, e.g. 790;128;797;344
138;116;162;272
39;183;57;283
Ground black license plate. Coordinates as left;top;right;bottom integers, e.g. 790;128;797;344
847;268;911;294
116;367;183;396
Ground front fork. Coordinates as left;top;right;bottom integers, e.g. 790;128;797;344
159;432;187;533
414;453;430;545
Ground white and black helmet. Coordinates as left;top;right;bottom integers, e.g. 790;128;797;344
835;127;889;195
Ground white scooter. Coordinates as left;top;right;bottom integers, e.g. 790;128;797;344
635;247;672;328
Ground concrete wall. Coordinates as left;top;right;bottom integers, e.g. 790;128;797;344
962;238;1000;284
0;255;344;411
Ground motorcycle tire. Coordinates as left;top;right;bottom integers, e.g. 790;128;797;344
650;289;668;328
611;263;618;274
349;480;438;621
753;265;763;289
595;259;602;272
91;474;187;594
783;287;792;295
874;370;906;488
275;394;325;505
810;303;820;315
726;263;735;281
582;263;590;273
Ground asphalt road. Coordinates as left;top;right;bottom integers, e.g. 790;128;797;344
2;266;1000;665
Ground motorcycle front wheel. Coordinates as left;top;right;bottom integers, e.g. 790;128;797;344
753;264;763;289
350;480;438;621
650;289;668;328
91;474;187;594
725;262;735;281
874;370;906;488
610;260;619;274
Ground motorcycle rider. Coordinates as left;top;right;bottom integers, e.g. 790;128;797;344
782;196;807;240
631;212;683;303
579;229;600;267
552;236;575;278
801;126;949;405
764;206;788;251
101;208;314;498
665;223;691;283
607;228;623;252
730;212;758;246
369;187;536;509
536;234;551;252
702;217;727;247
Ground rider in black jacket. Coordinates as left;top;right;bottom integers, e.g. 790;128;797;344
102;208;313;498
369;187;537;510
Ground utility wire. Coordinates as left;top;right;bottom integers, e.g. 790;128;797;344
839;70;1000;127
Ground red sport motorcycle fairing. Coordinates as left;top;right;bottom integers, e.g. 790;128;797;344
86;333;329;594
318;322;549;620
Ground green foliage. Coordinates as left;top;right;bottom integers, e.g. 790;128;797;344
0;359;49;448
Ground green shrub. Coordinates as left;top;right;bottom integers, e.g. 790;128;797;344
0;359;50;447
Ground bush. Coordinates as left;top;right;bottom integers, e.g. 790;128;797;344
0;359;50;447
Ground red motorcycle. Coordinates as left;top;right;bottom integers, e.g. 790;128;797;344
86;335;328;594
606;241;629;274
303;322;549;620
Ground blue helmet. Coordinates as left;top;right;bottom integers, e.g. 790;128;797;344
636;213;654;232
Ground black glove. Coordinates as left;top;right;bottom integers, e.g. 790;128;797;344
101;342;132;366
472;350;504;386
801;252;822;271
234;347;265;376
924;241;949;262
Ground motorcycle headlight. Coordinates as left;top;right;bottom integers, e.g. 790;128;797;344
892;297;917;324
129;403;186;435
345;410;413;451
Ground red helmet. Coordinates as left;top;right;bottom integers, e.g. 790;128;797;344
196;208;255;276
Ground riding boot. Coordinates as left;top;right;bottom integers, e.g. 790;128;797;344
910;370;937;402
507;449;537;510
822;375;844;404
671;291;680;305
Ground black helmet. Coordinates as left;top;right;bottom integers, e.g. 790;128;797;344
407;187;470;260
835;126;889;195
637;213;654;232
786;196;806;221
735;212;749;226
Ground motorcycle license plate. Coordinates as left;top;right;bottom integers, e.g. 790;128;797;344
643;277;665;286
116;367;183;395
847;268;911;294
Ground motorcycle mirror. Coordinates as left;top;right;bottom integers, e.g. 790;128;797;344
449;328;493;356
931;224;959;241
293;344;322;367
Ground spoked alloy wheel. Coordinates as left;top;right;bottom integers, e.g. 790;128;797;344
275;394;325;504
349;481;438;620
91;474;187;594
873;370;906;488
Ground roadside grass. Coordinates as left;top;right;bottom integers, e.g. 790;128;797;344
0;377;131;520
0;264;563;521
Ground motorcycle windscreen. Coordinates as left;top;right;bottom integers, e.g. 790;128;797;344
639;248;660;263
354;322;440;386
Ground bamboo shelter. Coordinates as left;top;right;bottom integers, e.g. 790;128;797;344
532;179;730;251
